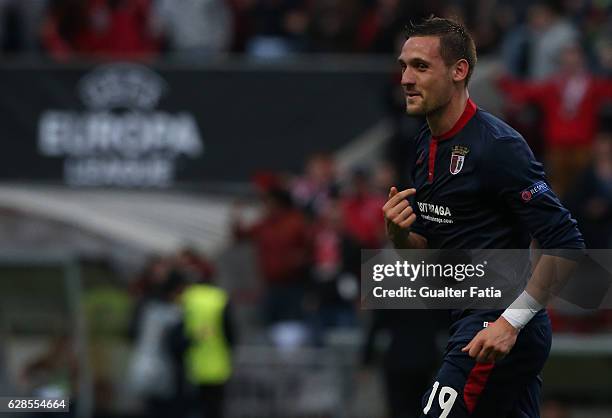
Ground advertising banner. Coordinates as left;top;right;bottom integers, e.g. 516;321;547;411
0;61;391;187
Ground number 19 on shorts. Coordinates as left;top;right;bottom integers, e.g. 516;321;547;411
423;381;458;418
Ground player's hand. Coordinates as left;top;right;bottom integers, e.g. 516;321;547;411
461;317;519;363
382;187;417;245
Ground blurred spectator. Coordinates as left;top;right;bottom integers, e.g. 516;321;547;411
498;42;612;196
0;0;50;55
127;270;187;418
565;0;610;39
463;0;507;56
21;0;52;52
500;20;531;77
240;0;309;56
355;0;420;54
0;0;25;54
177;278;236;418
564;118;612;248
361;309;446;418
307;0;363;53
227;0;254;52
41;0;160;60
595;31;612;76
233;187;310;325
21;334;78;403
40;0;83;60
501;0;579;79
497;0;533;75
128;255;173;302
527;0;580;80
175;247;216;283
340;167;386;248
307;197;360;344
291;152;337;219
128;250;235;418
20;334;78;418
152;0;233;58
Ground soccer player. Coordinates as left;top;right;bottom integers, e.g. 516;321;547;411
382;17;585;418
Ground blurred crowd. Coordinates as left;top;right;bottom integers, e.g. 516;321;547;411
122;158;445;418
0;0;608;60
232;154;390;342
127;249;235;418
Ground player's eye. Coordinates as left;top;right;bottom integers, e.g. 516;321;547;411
417;63;428;71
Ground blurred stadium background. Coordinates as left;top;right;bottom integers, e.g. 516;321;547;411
0;0;611;417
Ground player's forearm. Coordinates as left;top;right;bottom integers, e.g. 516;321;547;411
524;254;578;306
502;254;578;329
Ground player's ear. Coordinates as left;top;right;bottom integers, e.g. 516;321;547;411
452;59;469;83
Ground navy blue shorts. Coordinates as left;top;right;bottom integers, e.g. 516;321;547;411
420;311;552;418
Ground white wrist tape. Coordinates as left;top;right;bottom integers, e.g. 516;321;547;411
501;290;544;330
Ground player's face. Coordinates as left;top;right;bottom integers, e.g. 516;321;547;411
398;36;455;116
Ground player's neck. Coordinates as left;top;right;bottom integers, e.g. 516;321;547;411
427;90;470;137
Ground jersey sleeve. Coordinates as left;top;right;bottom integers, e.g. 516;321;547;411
483;136;584;249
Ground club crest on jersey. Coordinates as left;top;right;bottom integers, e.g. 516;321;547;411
449;145;469;175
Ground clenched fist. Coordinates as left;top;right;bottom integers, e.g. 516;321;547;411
462;317;519;363
382;187;417;246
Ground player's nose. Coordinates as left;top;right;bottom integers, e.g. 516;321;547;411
401;68;416;86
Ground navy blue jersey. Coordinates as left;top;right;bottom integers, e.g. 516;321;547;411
409;100;583;417
410;99;584;251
